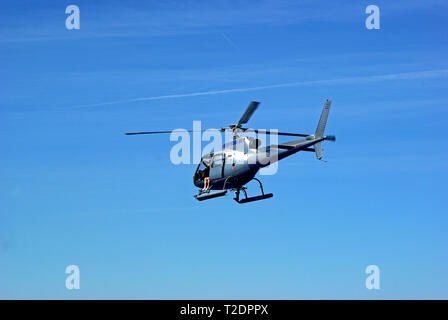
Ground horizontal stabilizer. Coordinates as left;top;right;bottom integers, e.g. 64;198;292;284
271;144;315;152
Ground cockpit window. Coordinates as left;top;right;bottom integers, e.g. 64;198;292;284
194;154;212;182
199;155;212;170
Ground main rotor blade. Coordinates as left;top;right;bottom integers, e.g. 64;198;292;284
243;129;309;137
236;101;260;127
125;127;309;137
125;129;222;135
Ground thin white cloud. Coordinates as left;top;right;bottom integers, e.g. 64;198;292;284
73;69;448;108
220;33;238;50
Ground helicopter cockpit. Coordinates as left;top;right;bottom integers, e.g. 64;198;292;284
193;153;213;185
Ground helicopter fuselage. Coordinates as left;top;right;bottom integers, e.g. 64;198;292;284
193;134;327;190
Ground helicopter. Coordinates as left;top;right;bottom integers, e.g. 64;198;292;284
126;99;335;204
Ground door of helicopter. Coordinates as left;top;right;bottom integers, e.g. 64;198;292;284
223;151;235;178
193;154;212;186
209;152;225;180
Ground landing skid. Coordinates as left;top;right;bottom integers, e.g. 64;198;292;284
194;189;227;201
234;178;273;204
194;178;273;203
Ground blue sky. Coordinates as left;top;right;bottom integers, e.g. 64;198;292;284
1;0;447;299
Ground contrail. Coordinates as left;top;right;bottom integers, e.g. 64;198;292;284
74;69;448;108
220;32;238;50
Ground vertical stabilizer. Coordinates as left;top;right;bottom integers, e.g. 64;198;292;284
314;99;331;160
315;99;331;138
315;142;323;160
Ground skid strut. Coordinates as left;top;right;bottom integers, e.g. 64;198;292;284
234;178;273;204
